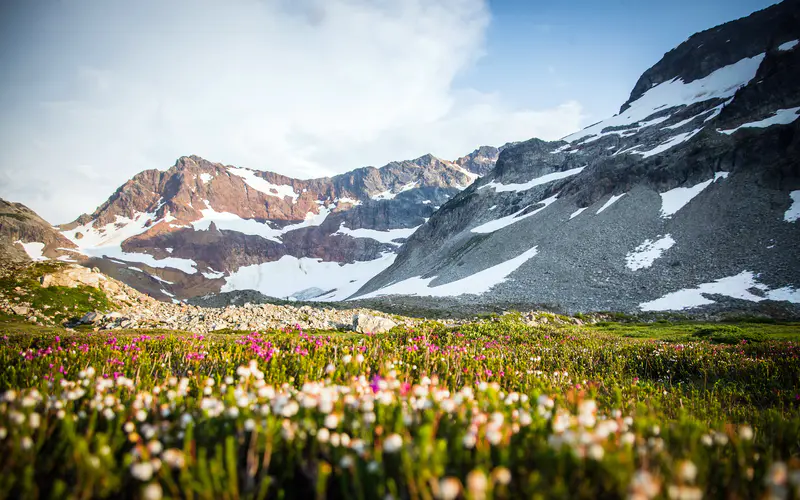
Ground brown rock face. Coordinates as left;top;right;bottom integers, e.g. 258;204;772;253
0;199;77;263
55;148;497;301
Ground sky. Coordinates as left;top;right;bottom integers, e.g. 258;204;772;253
0;0;780;223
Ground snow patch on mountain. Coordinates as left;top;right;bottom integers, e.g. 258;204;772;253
479;166;585;193
625;235;676;271
192;206;283;242
358;246;539;299
471;194;559;234
333;223;420;245
569;207;587;220
785;191;800;223
199;173;213;183
640;271;800;311
659;172;729;218
15;241;47;261
719;107;800;135
228;167;299;203
564;53;765;143
637;129;703;158
192;203;331;241
778;39;798;51
63;212;199;273
221;253;397;301
371;181;419;201
596;193;626;214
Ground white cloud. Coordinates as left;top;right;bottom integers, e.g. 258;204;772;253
0;0;586;223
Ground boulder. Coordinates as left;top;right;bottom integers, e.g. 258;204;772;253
41;265;104;289
353;314;397;334
10;305;30;316
78;311;98;324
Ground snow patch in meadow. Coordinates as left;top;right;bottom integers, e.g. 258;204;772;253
334;222;420;245
228;167;298;203
596;193;626;214
479;166;585;193
785;191;800;223
659;172;728;218
15;241;47;261
625;235;676;271
358;246;539;299
471;194;559;234
640;271;800;311
563;53;765;143
222;253;397;301
719;107;800;135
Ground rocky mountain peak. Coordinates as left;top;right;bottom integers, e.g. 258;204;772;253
621;0;800;113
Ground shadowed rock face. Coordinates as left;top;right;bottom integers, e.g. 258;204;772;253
353;0;800;314
52;147;499;301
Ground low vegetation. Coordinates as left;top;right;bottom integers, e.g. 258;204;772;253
0;313;798;499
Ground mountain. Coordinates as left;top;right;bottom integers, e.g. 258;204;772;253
352;0;800;313
0;199;77;264
56;147;501;301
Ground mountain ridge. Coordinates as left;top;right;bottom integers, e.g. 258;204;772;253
351;0;800;314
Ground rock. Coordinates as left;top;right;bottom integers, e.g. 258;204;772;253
353;314;397;334
78;311;98;324
41;265;104;289
11;305;29;316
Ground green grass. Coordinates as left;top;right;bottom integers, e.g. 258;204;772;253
586;319;800;342
0;262;115;324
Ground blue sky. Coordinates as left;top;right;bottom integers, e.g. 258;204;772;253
0;0;780;222
464;0;779;121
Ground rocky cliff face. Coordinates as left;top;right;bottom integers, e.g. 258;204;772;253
0;199;77;264
53;147;498;301
353;0;800;314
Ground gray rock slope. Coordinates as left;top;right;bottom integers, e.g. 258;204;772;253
353;0;800;313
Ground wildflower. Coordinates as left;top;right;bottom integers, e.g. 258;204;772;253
466;469;488;500
317;428;330;443
739;425;754;441
492;467;512;485
324;414;339;429
588;443;604;461
383;433;403;453
130;462;154;481
438;477;461;500
161;449;186;469
339;455;354;468
0;427;6;440
147;440;163;455
463;432;477;449
21;436;33;450
141;483;163;500
677;461;698;483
